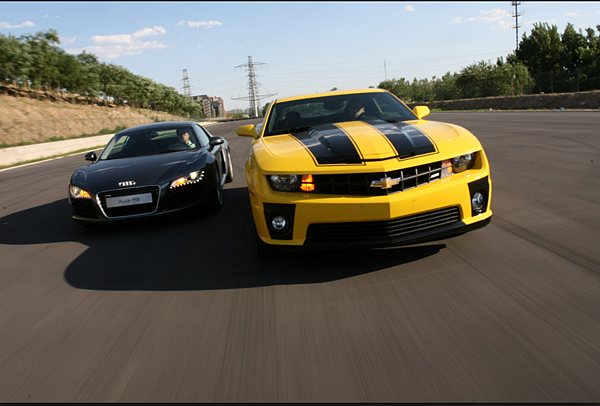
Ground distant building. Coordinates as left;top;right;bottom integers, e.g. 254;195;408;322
193;95;225;118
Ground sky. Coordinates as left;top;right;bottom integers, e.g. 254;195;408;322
2;1;600;112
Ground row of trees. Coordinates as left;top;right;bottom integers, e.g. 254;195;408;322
379;23;600;103
0;29;204;117
2;22;599;110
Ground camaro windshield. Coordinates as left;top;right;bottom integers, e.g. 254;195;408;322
99;127;199;160
263;92;418;136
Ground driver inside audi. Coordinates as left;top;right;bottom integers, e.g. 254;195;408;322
177;128;196;148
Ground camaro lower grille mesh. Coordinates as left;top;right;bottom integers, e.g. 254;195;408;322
313;161;445;196
306;206;461;243
98;186;160;218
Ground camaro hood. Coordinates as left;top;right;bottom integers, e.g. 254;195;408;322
72;150;207;191
262;120;462;167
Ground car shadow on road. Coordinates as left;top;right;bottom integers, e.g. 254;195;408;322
0;187;446;291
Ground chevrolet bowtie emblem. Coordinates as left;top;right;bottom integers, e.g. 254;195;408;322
370;177;401;189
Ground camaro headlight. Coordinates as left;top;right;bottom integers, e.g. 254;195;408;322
268;175;300;192
452;153;476;173
441;153;477;178
268;175;316;192
70;185;92;199
170;170;204;189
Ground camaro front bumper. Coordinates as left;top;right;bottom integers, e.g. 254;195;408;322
250;170;492;250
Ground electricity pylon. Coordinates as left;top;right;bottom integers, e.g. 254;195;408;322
512;1;523;51
233;56;276;118
182;69;192;99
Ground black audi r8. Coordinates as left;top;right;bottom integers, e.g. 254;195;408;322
68;121;233;225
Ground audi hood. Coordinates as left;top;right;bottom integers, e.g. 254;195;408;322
71;150;209;192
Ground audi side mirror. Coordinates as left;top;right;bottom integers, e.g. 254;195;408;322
85;151;97;162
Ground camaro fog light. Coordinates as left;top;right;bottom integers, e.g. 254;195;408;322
472;192;485;213
268;175;300;192
271;216;287;231
70;185;91;199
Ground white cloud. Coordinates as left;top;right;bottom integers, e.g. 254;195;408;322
92;34;133;45
60;36;77;44
565;12;584;17
404;5;415;12
462;8;514;31
67;41;170;59
492;20;513;32
0;20;35;29
466;9;511;23
179;20;222;29
133;25;167;38
67;26;169;59
452;17;462;24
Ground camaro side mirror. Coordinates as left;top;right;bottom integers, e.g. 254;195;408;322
237;125;258;139
85;151;97;162
413;106;430;120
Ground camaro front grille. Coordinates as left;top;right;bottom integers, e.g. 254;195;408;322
97;186;160;218
306;206;461;243
313;161;446;196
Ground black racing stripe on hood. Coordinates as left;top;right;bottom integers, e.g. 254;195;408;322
292;124;364;165
367;121;436;159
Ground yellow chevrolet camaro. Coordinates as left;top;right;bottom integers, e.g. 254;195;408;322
237;89;492;256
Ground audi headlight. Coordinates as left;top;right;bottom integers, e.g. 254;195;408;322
268;175;300;192
452;153;476;173
70;185;92;199
170;170;204;189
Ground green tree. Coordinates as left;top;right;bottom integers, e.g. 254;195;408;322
0;33;31;87
21;29;61;94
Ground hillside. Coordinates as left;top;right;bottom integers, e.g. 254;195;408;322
2;86;600;147
0;86;187;146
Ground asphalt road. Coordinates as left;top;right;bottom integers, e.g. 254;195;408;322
0;112;599;402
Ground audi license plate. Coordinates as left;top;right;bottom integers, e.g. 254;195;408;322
106;193;153;208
